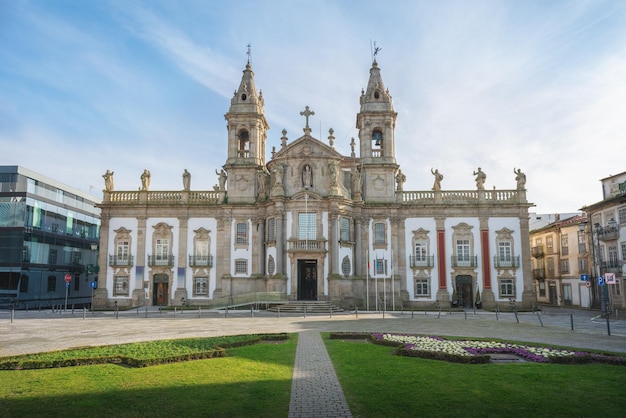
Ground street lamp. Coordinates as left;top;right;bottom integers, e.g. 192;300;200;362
584;221;609;317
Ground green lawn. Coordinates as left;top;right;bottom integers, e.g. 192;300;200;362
325;337;626;418
0;338;296;418
2;334;626;418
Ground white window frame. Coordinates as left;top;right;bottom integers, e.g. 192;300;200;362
415;278;429;297
500;278;515;297
193;277;209;296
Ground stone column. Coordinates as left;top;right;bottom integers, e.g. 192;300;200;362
174;217;189;305
435;217;449;305
257;217;266;277
330;213;339;275
355;217;362;276
276;208;284;275
93;214;110;307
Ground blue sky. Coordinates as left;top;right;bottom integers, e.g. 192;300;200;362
1;0;625;213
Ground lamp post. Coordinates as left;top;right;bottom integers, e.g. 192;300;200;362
88;243;99;311
587;221;609;317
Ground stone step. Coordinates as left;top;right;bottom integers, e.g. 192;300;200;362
268;301;344;313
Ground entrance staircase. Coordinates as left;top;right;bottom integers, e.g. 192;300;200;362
267;300;344;314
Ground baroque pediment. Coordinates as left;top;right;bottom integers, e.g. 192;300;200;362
274;135;343;160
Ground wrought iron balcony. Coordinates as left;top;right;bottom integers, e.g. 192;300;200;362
600;260;623;275
148;254;175;267
109;255;134;267
532;268;545;279
189;255;213;267
531;246;544;258
409;255;435;268
597;226;619;241
493;255;520;269
450;255;478;268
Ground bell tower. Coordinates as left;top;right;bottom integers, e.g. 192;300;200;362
356;58;398;202
223;56;269;203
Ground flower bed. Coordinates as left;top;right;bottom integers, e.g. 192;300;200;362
368;333;626;365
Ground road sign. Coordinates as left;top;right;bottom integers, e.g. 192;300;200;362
580;274;589;282
65;282;70;288
605;272;616;284
89;281;97;289
597;276;605;286
585;281;591;288
64;274;72;283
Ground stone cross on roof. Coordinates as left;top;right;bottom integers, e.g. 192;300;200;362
300;106;315;130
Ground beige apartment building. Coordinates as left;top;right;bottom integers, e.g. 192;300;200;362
94;58;535;311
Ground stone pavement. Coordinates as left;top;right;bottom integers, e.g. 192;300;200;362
288;330;352;418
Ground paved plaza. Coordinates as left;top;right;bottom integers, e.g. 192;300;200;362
2;307;625;417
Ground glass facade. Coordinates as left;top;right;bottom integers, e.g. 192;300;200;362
0;166;101;308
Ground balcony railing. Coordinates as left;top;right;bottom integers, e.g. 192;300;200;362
189;255;213;267
532;268;545;279
531;246;544;258
597;226;619;241
451;255;478;268
109;255;134;267
409;255;435;268
493;255;520;269
600;260;623;275
148;255;175;267
288;240;326;252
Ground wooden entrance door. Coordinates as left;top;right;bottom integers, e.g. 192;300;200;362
153;274;169;306
297;260;317;300
455;275;473;308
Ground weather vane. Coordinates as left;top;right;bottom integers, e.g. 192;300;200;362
371;40;381;62
246;43;252;64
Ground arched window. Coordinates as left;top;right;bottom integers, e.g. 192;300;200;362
372;130;383;147
238;130;250;158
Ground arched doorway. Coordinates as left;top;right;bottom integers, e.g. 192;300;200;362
153;274;169;306
455;275;473;308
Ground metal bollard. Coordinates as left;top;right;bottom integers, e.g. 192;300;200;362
174;307;177;317
355;306;358;318
537;312;544;327
437;306;442;319
198;307;201;318
304;306;307;318
464;308;467;320
11;309;14;323
83;307;86;320
250;305;254;318
277;306;280;318
145;306;148;318
570;314;574;331
411;309;414;319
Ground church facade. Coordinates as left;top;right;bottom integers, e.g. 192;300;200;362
94;59;535;310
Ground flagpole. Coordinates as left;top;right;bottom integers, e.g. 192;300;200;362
391;246;395;311
366;250;370;311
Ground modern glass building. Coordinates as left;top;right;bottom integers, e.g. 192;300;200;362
0;166;101;309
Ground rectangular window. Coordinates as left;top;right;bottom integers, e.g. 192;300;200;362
113;276;129;296
547;258;554;272
73;275;80;291
235;260;247;274
47;275;56;292
500;279;515;297
456;239;470;266
498;242;512;266
577;231;586;253
156;239;169;264
619;207;626;225
193;277;208;295
414;242;427;261
608;246;618;265
560;260;570;274
578;258;588;274
236;222;248;245
375;258;387;275
374;223;385;244
621;242;626;265
561;234;569;256
415;278;429;296
538;280;546;297
340;218;351;242
117;241;130;264
48;249;57;264
194;240;209;266
298;213;316;240
546;236;553;252
267;218;276;242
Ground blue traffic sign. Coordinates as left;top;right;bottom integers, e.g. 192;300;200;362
89;281;97;289
597;276;605;286
580;274;589;282
65;282;71;288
